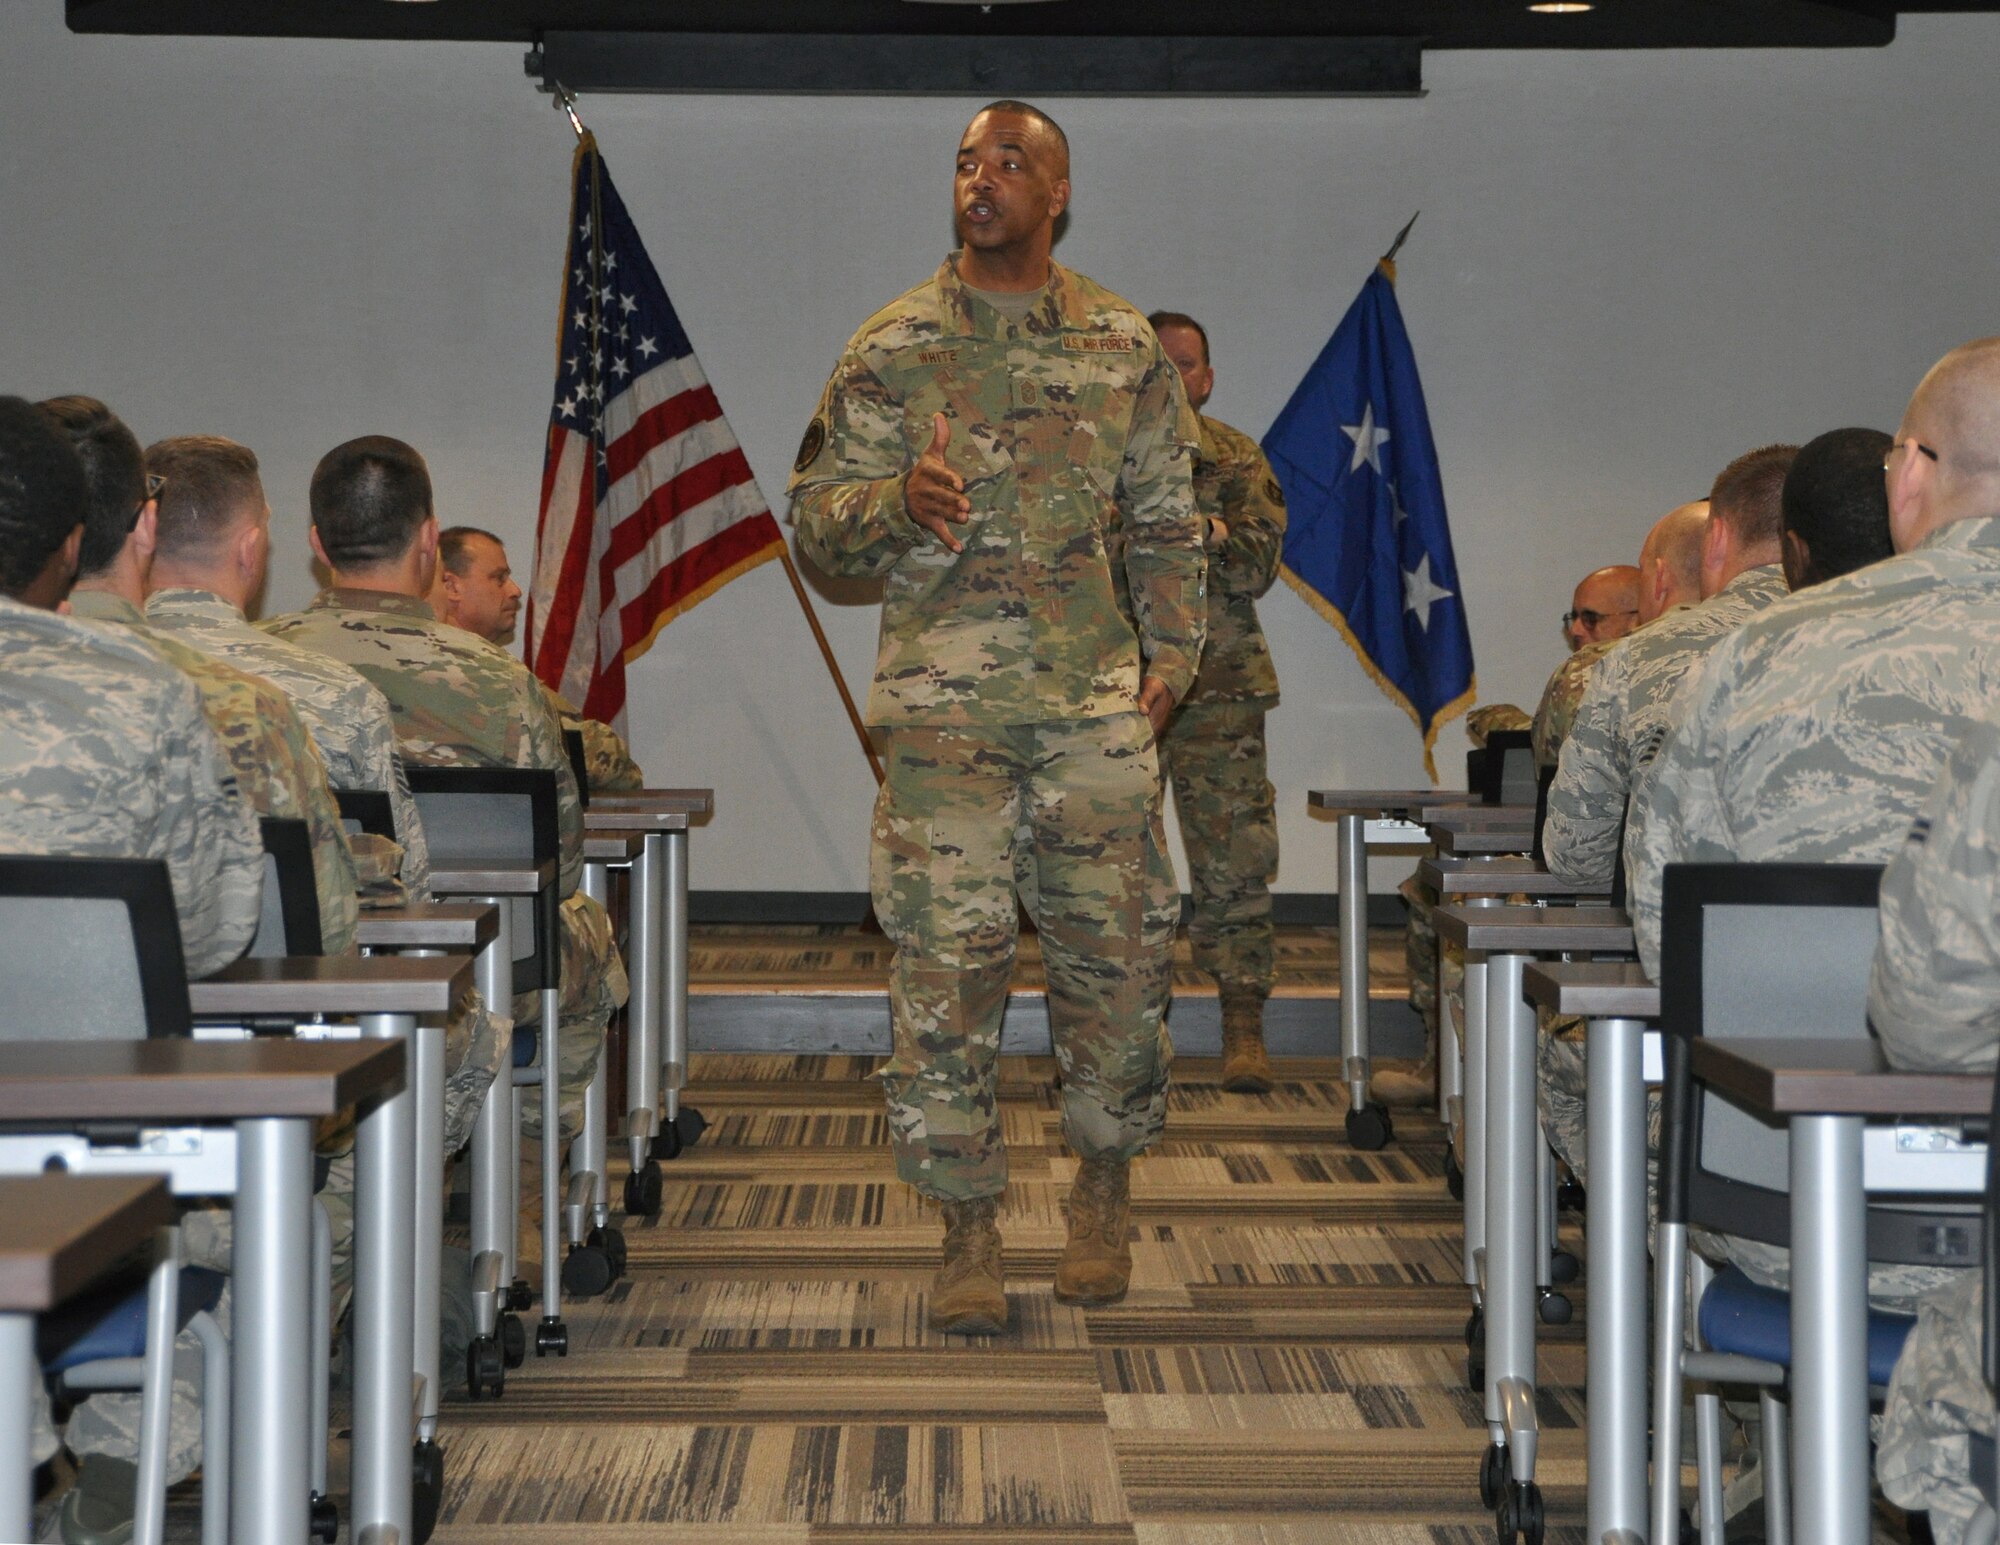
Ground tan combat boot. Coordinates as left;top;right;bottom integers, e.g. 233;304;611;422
1054;1156;1133;1304
929;1196;1008;1335
1369;1049;1436;1108
1219;989;1274;1094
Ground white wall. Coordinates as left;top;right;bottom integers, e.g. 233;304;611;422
7;7;1998;893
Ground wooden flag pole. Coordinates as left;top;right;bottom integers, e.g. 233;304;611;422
777;547;885;787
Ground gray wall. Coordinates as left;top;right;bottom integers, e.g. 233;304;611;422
6;7;1996;892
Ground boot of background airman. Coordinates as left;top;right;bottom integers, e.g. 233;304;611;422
1219;988;1273;1094
928;1196;1007;1335
1370;1048;1436;1108
1054;1156;1133;1304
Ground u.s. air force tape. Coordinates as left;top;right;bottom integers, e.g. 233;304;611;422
794;417;827;474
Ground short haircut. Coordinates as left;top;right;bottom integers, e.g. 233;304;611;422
1782;428;1896;582
0;397;87;597
1708;443;1800;550
308;435;433;568
973;99;1069;167
438;525;505;578
1147;311;1210;365
35;396;145;579
146;436;263;561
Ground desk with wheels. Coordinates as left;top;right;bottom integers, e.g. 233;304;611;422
0;1036;409;1545
1304;789;1451;1149
1433;904;1634;1545
1524;960;1659;1545
581;789;713;1175
0;1176;175;1544
427;859;565;1396
1689;1039;1993;1545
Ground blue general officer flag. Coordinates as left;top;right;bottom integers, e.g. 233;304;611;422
1264;260;1474;780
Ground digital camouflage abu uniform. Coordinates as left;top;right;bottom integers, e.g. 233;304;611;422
1868;719;2000;1542
264;589;625;1141
1529;636;1617;770
790;253;1206;1203
1157;413;1284;998
1632;515;2000;1302
147;587;434;899
70;588;366;955
1536;567;1791;1184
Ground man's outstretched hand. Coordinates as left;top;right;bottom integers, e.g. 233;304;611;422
1139;675;1176;740
905;412;972;554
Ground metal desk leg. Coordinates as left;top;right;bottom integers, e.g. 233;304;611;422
1483;950;1541;1521
467;899;515;1395
0;1312;32;1545
661;828;690;1128
576;863;612;1228
409;1018;445;1445
231;1114;313;1545
628;835;664;1171
1790;1114;1869;1545
1336;813;1392;1148
351;1011;417;1544
1462;951;1489;1293
1586;1015;1648;1545
537;984;565;1349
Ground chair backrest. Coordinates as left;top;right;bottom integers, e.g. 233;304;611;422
1479;730;1536;807
404;766;562;993
1660;861;1976;1266
1531;764;1558;868
252;818;323;959
332;788;395;841
0;856;191;1039
561;728;591;811
1465;747;1487;800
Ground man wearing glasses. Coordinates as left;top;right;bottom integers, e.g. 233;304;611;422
1560;566;1641;653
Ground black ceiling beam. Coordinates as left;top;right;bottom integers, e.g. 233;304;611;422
529;31;1424;97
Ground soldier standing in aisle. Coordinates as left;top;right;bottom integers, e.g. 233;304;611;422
789;100;1206;1333
1145;311;1286;1092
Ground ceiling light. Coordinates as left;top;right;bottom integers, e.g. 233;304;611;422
1528;2;1594;11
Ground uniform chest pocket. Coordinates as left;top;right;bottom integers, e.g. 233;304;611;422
891;347;1010;489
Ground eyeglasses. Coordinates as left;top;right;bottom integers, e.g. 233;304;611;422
143;472;167;500
1883;439;1939;472
1562;608;1637;630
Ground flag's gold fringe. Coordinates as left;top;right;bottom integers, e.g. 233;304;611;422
1279;563;1476;784
620;537;786;668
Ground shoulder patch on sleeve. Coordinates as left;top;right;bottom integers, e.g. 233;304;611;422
794;416;827;474
1264;475;1286;507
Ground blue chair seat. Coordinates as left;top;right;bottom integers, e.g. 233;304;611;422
513;1023;541;1069
40;1266;228;1375
1699;1264;1914;1388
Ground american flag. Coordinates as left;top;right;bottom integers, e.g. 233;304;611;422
527;136;785;727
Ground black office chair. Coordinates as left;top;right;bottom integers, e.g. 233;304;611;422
562;726;591;811
333;787;396;842
252;818;324;959
1479;730;1537;807
1652;861;1983;1545
1531;765;1558;869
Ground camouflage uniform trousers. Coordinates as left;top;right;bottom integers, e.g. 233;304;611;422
1402;877;1439;1039
873;714;1179;1203
1878;1269;1992;1543
518;892;629;1144
1157;699;1277;996
441;985;508;1154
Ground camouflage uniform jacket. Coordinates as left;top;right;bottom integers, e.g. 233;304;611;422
1545;565;1789;889
145;588;432;900
1631;516;2000;977
550;691;645;794
0;594;262;976
1181;414;1283;708
788;253;1207;725
263;588;584;897
1870;717;2000;1074
1530;636;1617;769
70;590;361;955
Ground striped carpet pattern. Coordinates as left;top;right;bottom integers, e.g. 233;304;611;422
430;1050;1593;1543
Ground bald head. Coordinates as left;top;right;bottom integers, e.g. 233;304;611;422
1890;337;2000;550
1564;565;1641;650
1637;501;1709;623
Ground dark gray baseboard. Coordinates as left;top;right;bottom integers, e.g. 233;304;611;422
690;990;1425;1060
691;890;1410;929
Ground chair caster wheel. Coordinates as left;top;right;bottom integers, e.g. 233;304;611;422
651;1122;683;1161
1557;1175;1587;1213
1465;1307;1484;1351
466;1335;505;1399
1498;1477;1545;1545
309;1491;338;1543
505;1277;534;1312
1538;1291;1573;1326
563;1243;615;1299
498;1310;526;1368
537;1317;569;1357
1345;1102;1393;1151
1445;1149;1465;1200
676;1107;708;1147
588;1224;628;1278
624;1160;663;1218
413;1438;444;1545
1478;1440;1507;1509
1548;1249;1581;1285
